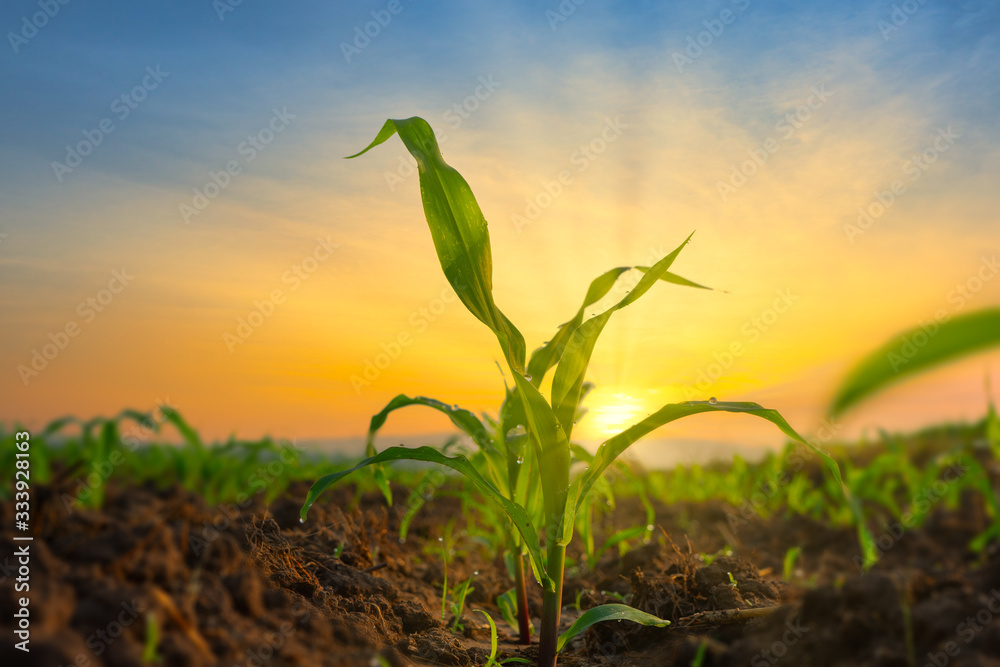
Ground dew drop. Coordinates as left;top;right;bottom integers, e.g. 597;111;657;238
524;374;533;382
299;518;305;524
516;456;524;465
646;524;655;531
399;537;406;544
473;571;479;576
708;397;717;405
438;537;444;542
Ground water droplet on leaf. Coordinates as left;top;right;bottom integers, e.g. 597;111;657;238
646;524;654;531
708;397;717;404
516;456;524;464
524;374;533;382
399;537;406;544
299;518;305;524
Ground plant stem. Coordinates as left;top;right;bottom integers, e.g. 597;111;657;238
513;551;531;644
537;544;566;667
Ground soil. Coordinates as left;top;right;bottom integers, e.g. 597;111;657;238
4;465;1000;667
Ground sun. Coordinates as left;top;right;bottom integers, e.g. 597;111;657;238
587;392;645;437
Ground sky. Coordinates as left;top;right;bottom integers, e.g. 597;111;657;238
1;0;999;467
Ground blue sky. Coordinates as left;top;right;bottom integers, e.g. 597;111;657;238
2;0;999;464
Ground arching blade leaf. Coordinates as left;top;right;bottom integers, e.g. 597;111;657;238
366;394;502;500
551;234;694;437
635;267;712;291
572;400;878;569
527;267;630;386
347;117;525;373
300;445;547;586
368;394;492;450
41;415;80;438
829;308;1000;418
159;406;203;450
527;265;712;389
556;604;669;654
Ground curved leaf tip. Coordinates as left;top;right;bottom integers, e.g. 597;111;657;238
556;604;669;654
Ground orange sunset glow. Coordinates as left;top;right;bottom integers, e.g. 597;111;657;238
2;2;998;468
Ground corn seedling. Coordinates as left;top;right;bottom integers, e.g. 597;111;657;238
783;546;802;582
300;116;869;666
142;611;162;664
691;639;709;667
448;575;477;633
499;587;534;638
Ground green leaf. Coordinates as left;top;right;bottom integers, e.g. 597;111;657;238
556;603;669;654
348;117;526;374
572;400;879;569
551;234;693;438
527;267;711;389
511;372;571;554
159;406;203;450
368;395;492;450
477;610;501;667
366;394;498;502
829;308;1000;418
526;267;630;386
300;445;547;586
634;266;712;291
41;416;79;438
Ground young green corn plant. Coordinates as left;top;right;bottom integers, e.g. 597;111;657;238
828;307;1000;559
364;392;545;644
300;117;869;667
